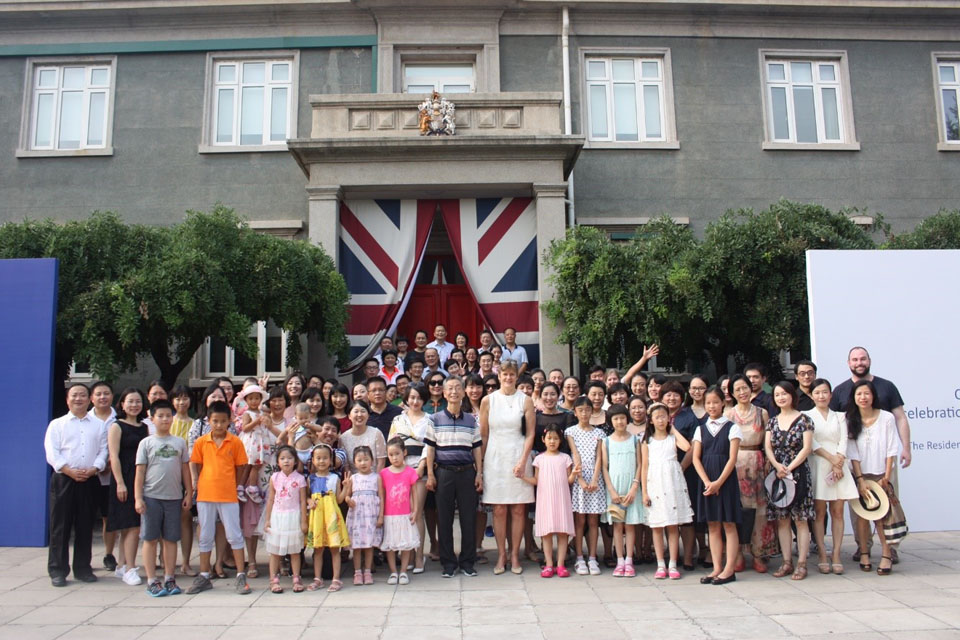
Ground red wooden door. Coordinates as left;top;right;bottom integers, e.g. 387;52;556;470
395;257;484;345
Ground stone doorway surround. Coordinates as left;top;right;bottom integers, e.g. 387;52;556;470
288;91;583;371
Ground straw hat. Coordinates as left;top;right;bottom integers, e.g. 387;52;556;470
764;469;798;510
850;479;890;521
606;504;626;522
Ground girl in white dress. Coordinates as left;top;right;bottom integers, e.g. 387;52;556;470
480;360;536;574
642;403;694;579
802;378;858;575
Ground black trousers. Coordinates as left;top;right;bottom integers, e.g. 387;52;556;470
48;473;98;578
435;466;478;572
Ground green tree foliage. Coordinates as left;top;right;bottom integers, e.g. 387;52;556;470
544;200;879;375
0;206;349;387
883;209;960;249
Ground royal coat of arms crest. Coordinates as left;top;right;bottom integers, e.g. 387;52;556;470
417;91;456;136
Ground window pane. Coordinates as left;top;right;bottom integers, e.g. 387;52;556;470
940;64;958;84
793;85;817;143
216;88;234;143
589;84;608;138
58;91;82;149
821;87;840;141
62;67;84;89
641;61;659;79
643;85;662;139
613;84;638;141
612;59;634;81
240;86;263;145
818;64;836;82
271;63;290;83
943;89;960;141
265;320;283;373
234;350;257;377
208;337;227;373
34;93;54;147
442;84;471;93
770;86;789;140
90;68;109;86
243;62;265;84
767;63;785;81
406;84;434;93
218;64;236;83
586;60;606;80
405;64;472;79
87;92;105;146
791;61;813;83
38;69;57;88
270;87;287;141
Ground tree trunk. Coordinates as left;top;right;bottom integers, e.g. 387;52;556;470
151;338;203;390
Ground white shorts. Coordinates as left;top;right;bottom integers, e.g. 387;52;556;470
197;501;244;552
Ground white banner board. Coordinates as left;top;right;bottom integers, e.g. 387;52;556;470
807;249;960;532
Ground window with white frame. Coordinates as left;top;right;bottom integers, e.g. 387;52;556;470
402;63;475;94
206;54;297;149
205;320;287;378
22;59;115;153
761;53;856;147
585;56;670;144
936;58;960;145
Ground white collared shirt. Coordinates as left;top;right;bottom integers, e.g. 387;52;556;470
501;344;528;366
44;411;108;473
427;340;454;365
91;407;117;485
693;418;743;442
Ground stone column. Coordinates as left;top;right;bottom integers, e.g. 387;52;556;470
306;185;342;263
533;182;570;373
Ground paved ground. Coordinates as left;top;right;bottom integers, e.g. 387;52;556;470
1;531;959;640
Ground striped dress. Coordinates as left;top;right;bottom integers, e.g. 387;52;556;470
532;452;575;537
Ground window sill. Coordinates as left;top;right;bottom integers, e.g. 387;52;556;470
585;141;680;150
16;147;113;158
937;142;960;151
762;141;860;151
198;143;289;154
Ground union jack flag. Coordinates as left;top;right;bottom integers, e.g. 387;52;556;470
338;199;434;365
438;198;540;365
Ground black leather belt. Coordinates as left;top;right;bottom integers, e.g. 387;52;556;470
436;464;475;472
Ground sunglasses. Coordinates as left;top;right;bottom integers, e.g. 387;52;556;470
428;380;444;386
485;384;499;389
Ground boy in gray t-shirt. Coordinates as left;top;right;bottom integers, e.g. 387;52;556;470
135;399;192;597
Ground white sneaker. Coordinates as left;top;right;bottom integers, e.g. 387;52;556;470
122;566;143;586
115;565;127;579
574;559;588;575
387;572;398;585
588;559;601;576
398;573;409;585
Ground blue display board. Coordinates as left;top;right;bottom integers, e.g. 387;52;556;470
0;258;59;546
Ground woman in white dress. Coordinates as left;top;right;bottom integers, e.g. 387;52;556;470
479;359;536;574
802;378;858;575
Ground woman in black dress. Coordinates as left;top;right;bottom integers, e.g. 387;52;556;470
107;387;149;586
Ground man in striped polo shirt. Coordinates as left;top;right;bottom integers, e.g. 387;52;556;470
424;376;483;578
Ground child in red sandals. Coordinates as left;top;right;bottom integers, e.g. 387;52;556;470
264;446;308;593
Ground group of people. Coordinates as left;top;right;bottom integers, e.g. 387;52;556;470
45;328;912;596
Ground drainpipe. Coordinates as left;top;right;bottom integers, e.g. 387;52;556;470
561;5;575;229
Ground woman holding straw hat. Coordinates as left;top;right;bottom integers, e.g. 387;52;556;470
846;379;907;575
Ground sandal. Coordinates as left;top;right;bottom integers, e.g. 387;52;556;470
180;566;198;577
772;563;793;578
791;564;807;580
292;575;304;592
270;575;284;594
305;577;324;591
858;552;872;572
752;558;768;574
877;555;892;576
831;562;844;575
246;563;258;579
327;578;343;592
817;562;831;575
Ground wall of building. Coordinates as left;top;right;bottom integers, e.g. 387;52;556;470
556;36;960;234
0;46;372;226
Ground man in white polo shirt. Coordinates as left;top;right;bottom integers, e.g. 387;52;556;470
427;324;454;366
500;327;528;375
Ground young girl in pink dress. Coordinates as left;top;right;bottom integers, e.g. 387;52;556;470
524;424;580;577
379;438;422;585
263;445;308;593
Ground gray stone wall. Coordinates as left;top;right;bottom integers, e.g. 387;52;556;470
501;35;959;233
0;47;372;225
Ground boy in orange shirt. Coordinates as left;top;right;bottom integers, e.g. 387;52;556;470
185;401;251;595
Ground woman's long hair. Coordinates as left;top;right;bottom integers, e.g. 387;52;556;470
846;379;879;441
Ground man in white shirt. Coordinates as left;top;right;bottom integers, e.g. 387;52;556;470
427;324;455;365
44;383;109;586
500;327;528;375
479;329;495;354
423;347;449;379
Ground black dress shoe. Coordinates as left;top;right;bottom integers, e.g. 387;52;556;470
683;563;696;572
712;574;736;585
103;554;118;572
75;573;98;583
51;575;67;587
699;576;714;584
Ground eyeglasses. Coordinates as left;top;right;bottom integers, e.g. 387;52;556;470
428;380;444;386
